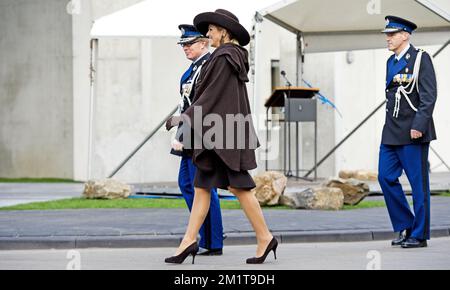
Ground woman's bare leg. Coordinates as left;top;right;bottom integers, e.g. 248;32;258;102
175;187;211;255
229;187;273;257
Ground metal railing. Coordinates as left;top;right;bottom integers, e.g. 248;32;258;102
108;106;178;178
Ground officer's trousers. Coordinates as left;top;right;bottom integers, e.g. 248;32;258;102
378;143;431;240
178;156;224;249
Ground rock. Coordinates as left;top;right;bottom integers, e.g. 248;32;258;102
83;179;132;200
338;170;378;181
325;178;369;205
280;188;344;210
338;170;356;179
252;172;287;206
354;171;378;181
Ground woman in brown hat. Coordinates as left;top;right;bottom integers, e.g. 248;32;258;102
165;9;278;265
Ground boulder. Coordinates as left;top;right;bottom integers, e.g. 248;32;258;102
280;188;344;210
338;170;356;179
252;172;287;206
338;170;378;181
83;179;132;200
325;178;369;205
354;171;378;181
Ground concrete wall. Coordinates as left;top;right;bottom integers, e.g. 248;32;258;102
72;0;94;182
333;43;450;174
89;18;307;183
0;0;146;180
254;18;450;178
72;0;145;181
0;0;73;178
430;43;450;172
90;19;302;183
0;0;145;180
90;37;188;183
302;52;336;177
333;48;388;174
1;0;448;182
253;18;336;178
252;18;297;176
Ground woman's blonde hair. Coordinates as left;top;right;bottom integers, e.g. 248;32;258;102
215;25;240;46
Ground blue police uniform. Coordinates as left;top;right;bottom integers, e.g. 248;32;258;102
174;25;224;252
379;16;437;246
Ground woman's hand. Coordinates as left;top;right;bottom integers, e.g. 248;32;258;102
166;116;181;131
171;139;184;152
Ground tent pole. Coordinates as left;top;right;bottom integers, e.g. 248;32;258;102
252;13;263;132
295;31;305;85
88;38;98;180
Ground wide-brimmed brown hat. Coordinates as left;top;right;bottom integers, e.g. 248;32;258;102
194;9;250;46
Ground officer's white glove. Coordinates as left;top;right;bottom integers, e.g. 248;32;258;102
171;139;184;152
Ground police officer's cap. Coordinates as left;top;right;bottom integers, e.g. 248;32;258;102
177;24;206;45
382;16;417;34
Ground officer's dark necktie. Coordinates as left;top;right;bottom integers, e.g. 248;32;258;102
180;63;194;86
394;58;399;65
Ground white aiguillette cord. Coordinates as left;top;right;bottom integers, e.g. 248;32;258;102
178;65;203;114
393;50;423;118
173;65;204;143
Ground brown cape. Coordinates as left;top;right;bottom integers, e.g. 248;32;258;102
182;43;260;172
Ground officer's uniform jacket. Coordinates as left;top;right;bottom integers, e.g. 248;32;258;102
171;52;211;157
382;44;437;145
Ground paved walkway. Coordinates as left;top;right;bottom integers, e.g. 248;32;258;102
0;196;449;250
0;183;83;207
0;175;449;250
2;238;450;270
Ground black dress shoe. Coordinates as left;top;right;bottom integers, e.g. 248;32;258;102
246;237;278;264
401;237;428;248
198;248;223;256
165;242;199;264
392;229;411;246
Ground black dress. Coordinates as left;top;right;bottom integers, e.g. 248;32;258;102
193;150;256;191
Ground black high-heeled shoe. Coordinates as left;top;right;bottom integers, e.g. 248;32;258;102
246;237;278;264
165;242;199;264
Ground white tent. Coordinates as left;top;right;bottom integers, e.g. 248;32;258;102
260;0;450;53
254;0;450;87
255;0;450;176
88;0;450;179
88;0;279;178
91;0;278;38
90;0;450;97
